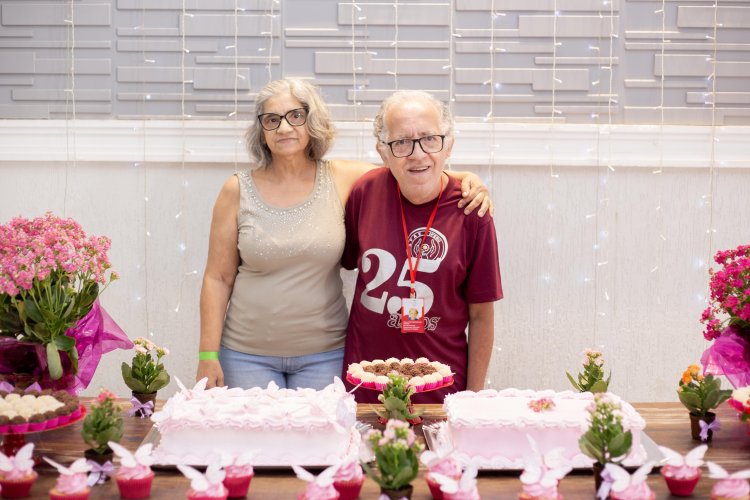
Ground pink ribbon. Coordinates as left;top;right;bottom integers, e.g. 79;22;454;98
127;397;154;417
86;460;114;486
699;418;721;441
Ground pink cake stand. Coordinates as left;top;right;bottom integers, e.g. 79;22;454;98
0;404;87;461
346;374;453;425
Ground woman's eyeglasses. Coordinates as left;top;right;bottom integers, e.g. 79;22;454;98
257;107;308;131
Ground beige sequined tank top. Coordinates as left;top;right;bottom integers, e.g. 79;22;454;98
222;161;348;356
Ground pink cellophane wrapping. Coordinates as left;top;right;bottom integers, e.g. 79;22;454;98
0;300;132;394
701;325;750;389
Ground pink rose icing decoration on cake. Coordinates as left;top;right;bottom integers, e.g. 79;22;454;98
333;460;363;482
708;462;750;499
0;442;35;480
44;457;92;494
293;464;340;499
658;444;706;479
599;462;655;500
519;438;571;499
178;462;228;498
109;441;154;480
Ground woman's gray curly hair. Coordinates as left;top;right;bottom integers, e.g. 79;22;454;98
246;79;336;169
372;90;454;143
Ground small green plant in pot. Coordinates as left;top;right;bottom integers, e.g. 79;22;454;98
677;363;731;441
375;374;423;424
363;419;423;499
566;348;611;393
579;393;632;492
81;389;124;461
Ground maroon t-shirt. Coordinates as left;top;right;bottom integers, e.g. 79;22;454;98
342;168;503;403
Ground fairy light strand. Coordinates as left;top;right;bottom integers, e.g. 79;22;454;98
705;1;720;265
63;0;77;217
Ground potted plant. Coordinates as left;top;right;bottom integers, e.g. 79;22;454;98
566;348;611;393
121;336;170;416
375;374;422;424
363;419;423;499
700;244;750;389
81;388;124;464
677;363;731;441
579;393;633;492
0;212;131;387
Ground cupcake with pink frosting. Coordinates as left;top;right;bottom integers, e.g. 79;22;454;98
178;463;229;500
0;443;38;498
293;464;340;500
332;460;364;500
430;463;480;500
602;462;655;500
220;451;256;499
707;462;750;500
658;444;706;496
518;441;570;500
109;442;155;499
44;457;93;500
421;450;463;500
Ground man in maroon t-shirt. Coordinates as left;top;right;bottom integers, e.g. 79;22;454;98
342;90;503;403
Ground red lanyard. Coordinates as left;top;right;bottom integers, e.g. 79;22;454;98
397;175;444;298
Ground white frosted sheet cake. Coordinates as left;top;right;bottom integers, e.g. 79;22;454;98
442;389;647;468
151;378;359;466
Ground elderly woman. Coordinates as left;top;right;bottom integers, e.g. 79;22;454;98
197;78;491;390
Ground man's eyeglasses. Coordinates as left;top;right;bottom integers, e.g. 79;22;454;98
257;107;308;131
384;135;445;158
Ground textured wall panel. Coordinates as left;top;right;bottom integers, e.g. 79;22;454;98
677;6;750;28
1;4;110;26
0;0;747;123
181;14;280;37
12;89;111;101
0;52;34;74
338;3;451;26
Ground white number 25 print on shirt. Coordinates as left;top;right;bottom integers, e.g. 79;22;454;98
358;227;448;316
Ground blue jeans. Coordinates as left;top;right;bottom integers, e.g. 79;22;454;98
219;346;344;390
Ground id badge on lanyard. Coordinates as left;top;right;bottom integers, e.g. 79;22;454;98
397;176;443;334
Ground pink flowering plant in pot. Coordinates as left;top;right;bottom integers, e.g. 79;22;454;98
0;212;120;381
700;244;750;389
363;419;424;499
567;348;611;393
121;337;171;395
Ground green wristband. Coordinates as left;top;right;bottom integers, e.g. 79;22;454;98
199;351;219;361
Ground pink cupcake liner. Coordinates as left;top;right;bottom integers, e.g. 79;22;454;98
374;382;387;391
44;416;60;429
9;423;29;433
0;424;9;433
333;477;364;500
223;473;253;498
28;421;46;432
57;414;71;426
661;468;701;497
425;474;445;500
0;471;38;498
69;407;82;420
116;472;155;499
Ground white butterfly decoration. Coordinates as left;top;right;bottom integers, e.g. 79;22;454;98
175;377;209;400
598;462;655;500
108;441;154;469
430;462;480;495
177;462;226;492
0;443;34;473
707;462;750;481
44;457;93;476
292;464;338;489
520;437;571;488
420;448;456;469
658;444;707;468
